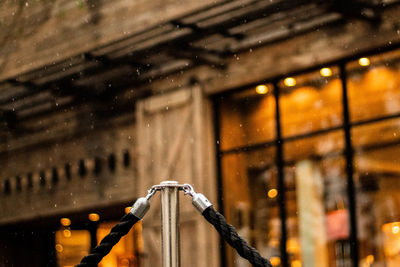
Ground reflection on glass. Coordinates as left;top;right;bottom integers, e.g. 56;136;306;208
279;67;343;137
221;147;280;267
219;87;275;150
347;49;400;122
55;230;91;267
284;131;350;267
353;119;400;267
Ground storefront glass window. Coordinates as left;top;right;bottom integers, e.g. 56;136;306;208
97;221;141;267
55;229;91;267
217;48;400;267
353;118;400;267
279;67;342;138
221;147;280;267
219;87;276;150
283;131;348;267
347;50;400;123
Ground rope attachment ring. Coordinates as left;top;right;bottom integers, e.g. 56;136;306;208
183;183;213;213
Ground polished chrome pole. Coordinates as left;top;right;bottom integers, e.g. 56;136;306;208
160;181;180;267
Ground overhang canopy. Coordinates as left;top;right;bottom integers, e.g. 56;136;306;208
0;0;397;132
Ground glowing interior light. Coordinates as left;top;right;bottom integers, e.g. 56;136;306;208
88;213;100;222
125;207;132;214
320;67;332;77
365;255;374;264
284;77;296;87
358;57;370;66
270;257;281;267
268;188;278;199
256;85;269;94
55;244;63;253
382;221;400;235
63;229;71;238
60;218;71;227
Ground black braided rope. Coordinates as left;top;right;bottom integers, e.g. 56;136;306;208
202;206;272;267
75;213;140;267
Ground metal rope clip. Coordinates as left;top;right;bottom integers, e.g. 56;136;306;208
130;186;159;219
183;183;213;213
146;187;157;200
182;183;195;197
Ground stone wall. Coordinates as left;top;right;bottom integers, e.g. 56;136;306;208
0;108;137;225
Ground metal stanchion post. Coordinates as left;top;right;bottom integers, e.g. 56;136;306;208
78;181;271;267
160;181;180;267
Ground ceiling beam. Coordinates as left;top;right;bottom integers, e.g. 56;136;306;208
0;109;17;130
6;79;36;90
329;0;381;22
167;45;226;69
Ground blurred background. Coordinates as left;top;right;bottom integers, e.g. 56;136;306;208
1;0;400;266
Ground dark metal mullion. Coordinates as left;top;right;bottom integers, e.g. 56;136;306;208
352;111;400;127
212;97;227;267
89;222;98;252
220;140;277;155
339;62;359;267
273;81;289;267
221;109;400;156
220;125;341;155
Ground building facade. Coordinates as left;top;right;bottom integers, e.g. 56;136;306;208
1;0;400;267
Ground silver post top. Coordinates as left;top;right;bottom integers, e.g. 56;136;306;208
152;181;185;191
160;181;179;186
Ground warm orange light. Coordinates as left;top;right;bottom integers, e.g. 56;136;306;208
256;85;269;94
365;254;374;264
284;77;296;87
63;229;71;238
60;218;71;227
320;67;332;77
125;207;132;214
88;213;100;222
292;260;302;267
358;57;370;66
287;238;300;254
268;188;278;199
382;221;400;234
270;257;281;266
121;259;130;266
55;243;63;253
